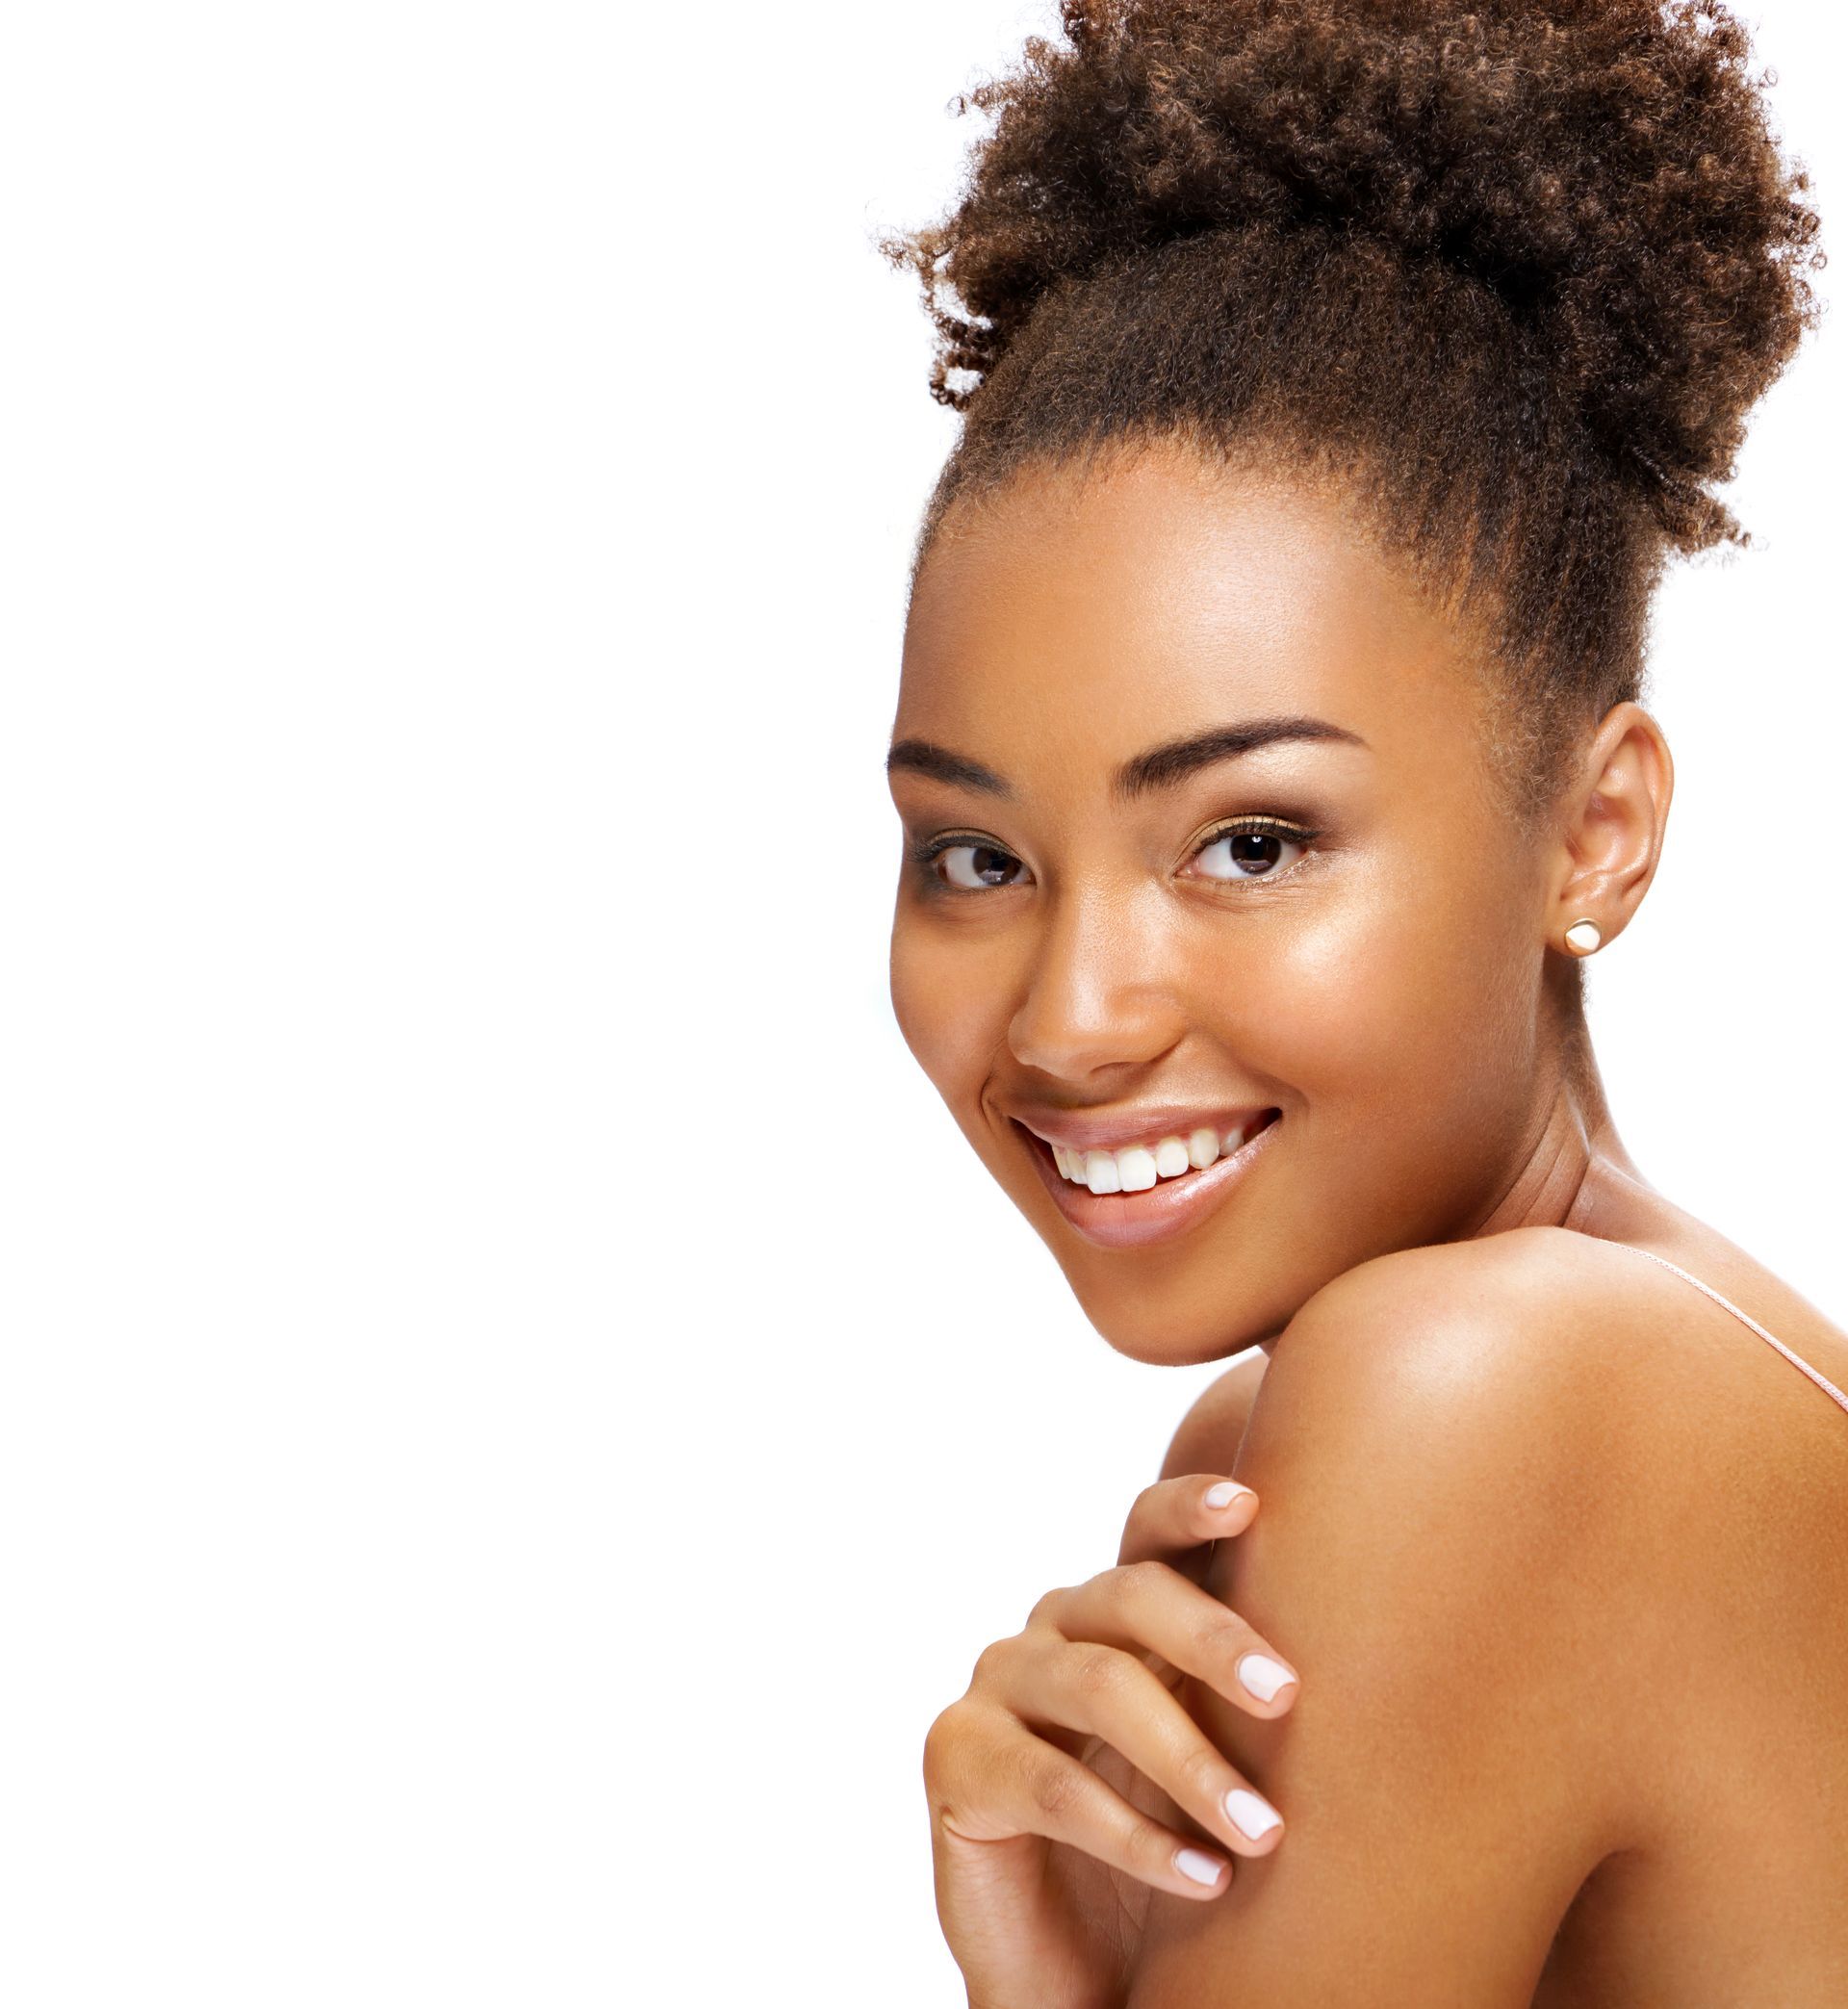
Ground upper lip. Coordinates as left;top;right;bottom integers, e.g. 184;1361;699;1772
1011;1104;1277;1153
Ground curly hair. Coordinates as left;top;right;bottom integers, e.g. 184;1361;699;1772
879;0;1824;827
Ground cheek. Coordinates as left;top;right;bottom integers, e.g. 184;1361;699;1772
1211;866;1531;1109
888;909;1001;1099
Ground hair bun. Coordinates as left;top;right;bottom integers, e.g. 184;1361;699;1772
886;0;1824;547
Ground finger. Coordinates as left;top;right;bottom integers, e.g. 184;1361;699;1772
1035;1558;1301;1717
1022;1637;1286;1858
925;1696;1239;1900
1117;1473;1259;1567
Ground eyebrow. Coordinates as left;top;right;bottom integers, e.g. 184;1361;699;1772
886;714;1369;806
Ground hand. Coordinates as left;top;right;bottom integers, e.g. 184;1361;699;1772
922;1474;1299;2009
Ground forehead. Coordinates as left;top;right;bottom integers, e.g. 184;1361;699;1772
896;443;1481;782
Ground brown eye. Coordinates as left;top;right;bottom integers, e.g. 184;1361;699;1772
1190;820;1315;883
937;841;1025;890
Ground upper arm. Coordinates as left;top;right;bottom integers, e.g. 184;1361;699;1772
1126;1248;1648;2007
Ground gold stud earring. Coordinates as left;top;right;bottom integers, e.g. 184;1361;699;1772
1563;918;1603;956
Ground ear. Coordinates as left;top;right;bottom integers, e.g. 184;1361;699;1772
1548;701;1673;955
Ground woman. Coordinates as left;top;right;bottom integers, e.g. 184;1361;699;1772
877;1;1844;2003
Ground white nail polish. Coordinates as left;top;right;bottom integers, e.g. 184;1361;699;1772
1174;1845;1225;1885
1236;1651;1296;1702
1224;1787;1282;1841
1204;1481;1251;1509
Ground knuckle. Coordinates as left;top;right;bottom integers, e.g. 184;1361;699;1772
1128;1480;1167;1519
1025;1584;1066;1630
922;1701;968;1777
968;1635;1016;1691
1179;1740;1229;1803
1121;1812;1174;1872
1107;1559;1160;1609
1026;1751;1085;1822
1069;1643;1130;1698
1135;1557;1176;1595
1204;1616;1252;1662
925;1701;1015;1827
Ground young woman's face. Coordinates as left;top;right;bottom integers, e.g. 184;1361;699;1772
886;438;1564;1364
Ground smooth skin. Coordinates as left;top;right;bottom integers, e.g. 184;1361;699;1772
890;437;1848;2006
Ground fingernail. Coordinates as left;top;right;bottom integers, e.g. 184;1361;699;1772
1203;1481;1254;1510
1174;1845;1226;1885
1223;1787;1283;1841
1236;1652;1297;1703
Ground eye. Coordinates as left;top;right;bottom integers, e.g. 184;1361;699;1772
908;815;1320;896
919;837;1028;891
1187;815;1319;883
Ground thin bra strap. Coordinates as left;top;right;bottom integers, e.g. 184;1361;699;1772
1616;1242;1848;1420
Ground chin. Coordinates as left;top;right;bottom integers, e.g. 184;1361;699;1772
1054;1266;1270;1367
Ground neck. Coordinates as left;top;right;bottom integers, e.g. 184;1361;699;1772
1465;986;1662;1244
1257;997;1670;1354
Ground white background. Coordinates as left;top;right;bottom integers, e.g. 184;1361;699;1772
0;3;1840;2002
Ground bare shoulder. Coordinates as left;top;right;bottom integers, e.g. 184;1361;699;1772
1124;1233;1687;2000
1162;1226;1681;1519
1212;1226;1746;1812
1271;1223;1848;1508
1222;1224;1848;1821
1168;1223;1848;1636
1127;1230;1848;2000
1246;1221;1840;1458
1241;1226;1658;1477
1279;1222;1667;1364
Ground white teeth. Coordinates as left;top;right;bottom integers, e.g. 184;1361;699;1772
1044;1117;1270;1191
1116;1146;1159;1193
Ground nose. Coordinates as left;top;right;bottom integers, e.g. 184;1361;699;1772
1006;882;1188;1081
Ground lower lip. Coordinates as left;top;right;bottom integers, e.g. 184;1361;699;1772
1016;1113;1283;1250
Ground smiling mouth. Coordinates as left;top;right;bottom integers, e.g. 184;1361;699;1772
1013;1110;1284;1250
1026;1111;1281;1194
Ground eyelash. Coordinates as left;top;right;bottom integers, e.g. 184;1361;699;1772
908;814;1323;893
